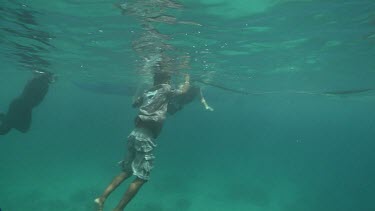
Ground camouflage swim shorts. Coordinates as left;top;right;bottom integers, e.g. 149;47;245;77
119;127;156;180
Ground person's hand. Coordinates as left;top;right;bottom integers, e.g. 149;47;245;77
184;74;190;84
205;105;214;111
201;98;214;111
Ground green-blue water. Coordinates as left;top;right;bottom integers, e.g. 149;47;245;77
1;0;375;210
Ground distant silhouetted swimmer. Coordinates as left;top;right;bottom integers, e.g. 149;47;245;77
322;88;375;96
0;71;54;135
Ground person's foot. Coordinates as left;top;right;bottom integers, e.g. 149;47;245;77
94;197;104;211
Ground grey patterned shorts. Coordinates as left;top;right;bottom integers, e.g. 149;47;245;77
119;127;156;180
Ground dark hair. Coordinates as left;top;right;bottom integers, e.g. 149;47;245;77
153;70;171;85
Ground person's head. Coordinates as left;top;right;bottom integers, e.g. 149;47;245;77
153;54;174;85
34;70;55;84
153;70;171;85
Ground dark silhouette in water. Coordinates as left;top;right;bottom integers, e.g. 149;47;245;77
197;80;375;96
74;79;375;97
322;88;375;96
0;71;54;135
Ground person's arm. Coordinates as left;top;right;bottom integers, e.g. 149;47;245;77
132;96;143;108
199;89;214;111
178;74;190;94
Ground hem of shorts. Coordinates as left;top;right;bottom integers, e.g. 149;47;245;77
133;172;150;181
121;168;132;174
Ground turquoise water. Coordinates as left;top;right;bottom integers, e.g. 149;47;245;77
1;0;375;210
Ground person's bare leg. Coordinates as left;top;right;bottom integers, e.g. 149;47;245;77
94;171;131;211
113;177;147;211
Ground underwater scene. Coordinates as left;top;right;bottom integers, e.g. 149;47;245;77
1;0;375;210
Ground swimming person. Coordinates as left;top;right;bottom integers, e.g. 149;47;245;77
0;71;54;135
94;70;190;211
93;1;208;209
